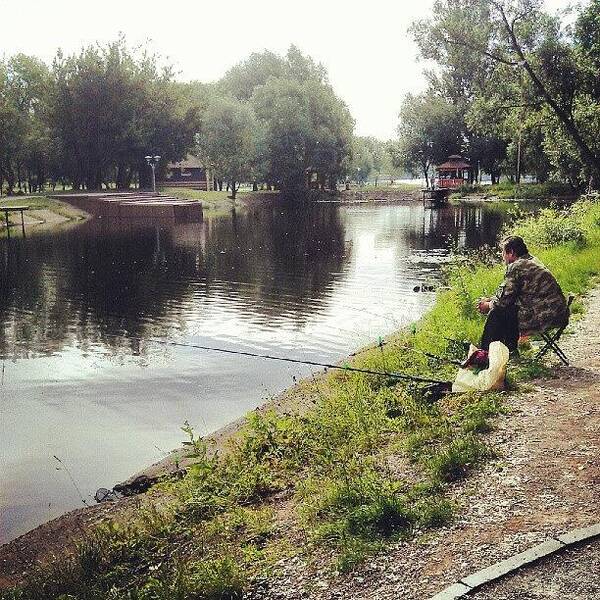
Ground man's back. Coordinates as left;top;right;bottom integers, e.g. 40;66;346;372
502;254;569;333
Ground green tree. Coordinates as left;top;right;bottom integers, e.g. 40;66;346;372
48;38;199;190
198;96;260;199
0;54;50;194
252;77;353;193
221;51;286;101
394;93;462;188
246;49;353;194
351;137;390;185
413;0;600;186
350;137;375;184
221;46;353;194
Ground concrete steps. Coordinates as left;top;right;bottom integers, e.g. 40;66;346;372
49;192;202;222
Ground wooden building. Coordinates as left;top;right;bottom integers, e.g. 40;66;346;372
164;155;211;190
435;155;473;189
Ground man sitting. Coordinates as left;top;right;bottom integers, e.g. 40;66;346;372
476;236;569;353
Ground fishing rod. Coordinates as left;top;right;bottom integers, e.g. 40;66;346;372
350;338;463;366
101;333;448;385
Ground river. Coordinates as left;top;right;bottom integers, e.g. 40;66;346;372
0;200;508;544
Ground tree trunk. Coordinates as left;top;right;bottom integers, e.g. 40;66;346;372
116;163;127;189
6;168;15;195
252;181;258;191
230;180;237;200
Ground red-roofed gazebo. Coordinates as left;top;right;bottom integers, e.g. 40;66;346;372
435;155;473;189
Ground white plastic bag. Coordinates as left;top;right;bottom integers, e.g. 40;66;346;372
452;341;509;392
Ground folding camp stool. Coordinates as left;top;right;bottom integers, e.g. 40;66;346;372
533;294;574;365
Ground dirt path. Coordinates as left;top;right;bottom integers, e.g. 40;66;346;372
1;289;598;597
248;288;600;599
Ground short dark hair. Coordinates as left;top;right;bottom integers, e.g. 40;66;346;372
501;235;528;257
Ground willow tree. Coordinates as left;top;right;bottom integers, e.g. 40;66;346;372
199;96;262;199
222;46;354;194
394;93;463;188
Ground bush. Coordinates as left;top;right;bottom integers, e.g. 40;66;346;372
488;181;574;199
511;206;586;247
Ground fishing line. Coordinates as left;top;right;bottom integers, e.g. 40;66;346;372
99;332;448;385
351;339;463;366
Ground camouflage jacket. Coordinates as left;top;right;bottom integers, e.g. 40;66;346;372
490;253;569;333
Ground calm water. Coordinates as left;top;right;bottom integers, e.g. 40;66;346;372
0;201;506;543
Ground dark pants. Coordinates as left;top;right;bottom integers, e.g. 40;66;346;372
480;305;519;352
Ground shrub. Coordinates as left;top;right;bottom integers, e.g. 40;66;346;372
425;436;491;483
511;206;585;247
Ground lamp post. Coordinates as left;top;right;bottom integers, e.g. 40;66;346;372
144;155;161;193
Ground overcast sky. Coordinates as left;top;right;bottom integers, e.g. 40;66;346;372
0;0;573;140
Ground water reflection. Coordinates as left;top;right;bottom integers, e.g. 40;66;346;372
0;205;350;358
0;202;510;543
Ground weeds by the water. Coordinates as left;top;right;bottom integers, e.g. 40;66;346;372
4;196;600;600
451;181;575;200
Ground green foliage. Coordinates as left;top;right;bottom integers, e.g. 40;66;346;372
0;54;51;194
394;93;462;187
410;0;600;188
509;197;600;250
491;181;575;199
453;181;575;200
136;558;244;600
251;72;353;192
350;137;375;183
198;96;261;199
511;207;585;247
47;37;200;190
425;436;491;483
1;42;354;196
214;46;354;193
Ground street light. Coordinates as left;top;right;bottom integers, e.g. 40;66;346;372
144;155;161;193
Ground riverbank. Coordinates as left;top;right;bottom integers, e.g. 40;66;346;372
158;186;421;213
1;196;599;599
0;196;89;236
449;181;579;203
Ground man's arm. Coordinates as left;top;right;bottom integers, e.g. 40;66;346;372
490;263;521;311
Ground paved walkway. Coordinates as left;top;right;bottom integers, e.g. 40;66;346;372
471;534;600;599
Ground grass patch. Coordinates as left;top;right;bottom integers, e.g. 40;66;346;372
0;196;88;238
452;181;576;199
158;187;276;216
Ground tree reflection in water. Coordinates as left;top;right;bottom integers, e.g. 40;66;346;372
0;204;349;359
